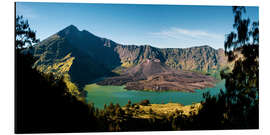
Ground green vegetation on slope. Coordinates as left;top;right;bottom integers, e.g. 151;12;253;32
34;52;81;96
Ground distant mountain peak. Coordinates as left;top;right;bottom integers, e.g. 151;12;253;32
57;25;80;37
65;24;79;31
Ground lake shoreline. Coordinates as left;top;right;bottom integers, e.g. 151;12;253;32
84;80;225;109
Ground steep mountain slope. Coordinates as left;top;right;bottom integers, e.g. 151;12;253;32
32;25;120;90
31;25;229;92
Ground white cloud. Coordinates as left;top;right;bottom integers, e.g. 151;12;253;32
150;27;223;40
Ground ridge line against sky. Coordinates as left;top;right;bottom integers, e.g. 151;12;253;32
16;2;258;49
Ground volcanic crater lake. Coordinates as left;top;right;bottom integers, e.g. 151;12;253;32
84;80;225;109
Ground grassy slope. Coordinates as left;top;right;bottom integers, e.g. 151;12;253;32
35;52;81;96
122;103;201;119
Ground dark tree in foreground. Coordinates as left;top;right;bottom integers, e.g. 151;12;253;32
222;6;259;128
223;7;259;106
15;15;39;49
15;16;99;133
192;6;259;129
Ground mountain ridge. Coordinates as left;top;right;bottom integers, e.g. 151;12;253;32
30;25;230;92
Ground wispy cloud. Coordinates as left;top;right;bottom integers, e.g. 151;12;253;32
150;27;223;40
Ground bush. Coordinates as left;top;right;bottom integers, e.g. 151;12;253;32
139;99;150;106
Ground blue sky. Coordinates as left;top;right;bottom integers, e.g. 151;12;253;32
16;2;258;49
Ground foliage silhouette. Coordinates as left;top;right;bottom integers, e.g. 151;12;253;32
16;52;101;133
187;6;259;129
15;15;39;49
223;6;258;129
15;15;99;133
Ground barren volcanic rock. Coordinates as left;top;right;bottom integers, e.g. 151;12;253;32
97;59;216;92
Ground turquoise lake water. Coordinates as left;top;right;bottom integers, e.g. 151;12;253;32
84;80;225;109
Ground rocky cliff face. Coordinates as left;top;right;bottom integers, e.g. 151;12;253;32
30;25;229;90
115;45;228;73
